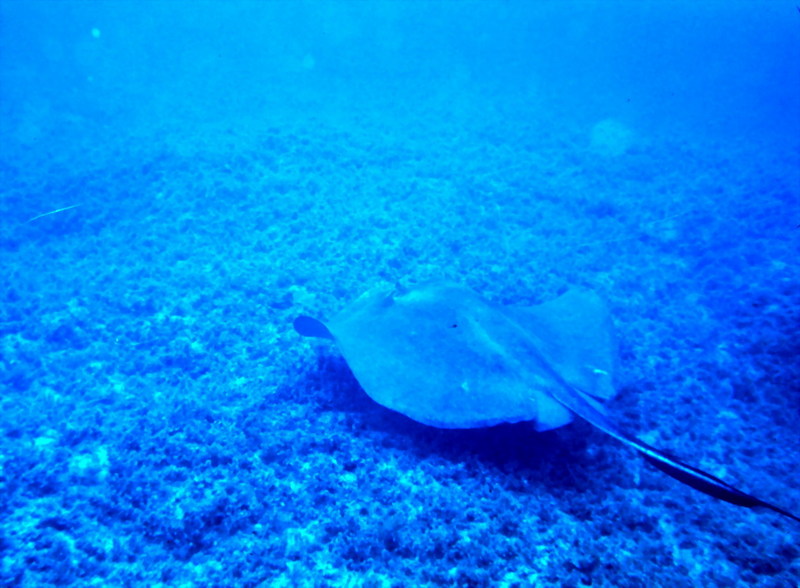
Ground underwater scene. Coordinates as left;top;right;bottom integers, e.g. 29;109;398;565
1;2;799;586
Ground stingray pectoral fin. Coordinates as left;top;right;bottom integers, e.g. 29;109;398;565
293;316;334;340
548;382;800;523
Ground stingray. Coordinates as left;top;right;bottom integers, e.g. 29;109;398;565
294;281;799;523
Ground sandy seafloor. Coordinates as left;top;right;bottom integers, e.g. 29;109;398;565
1;78;799;587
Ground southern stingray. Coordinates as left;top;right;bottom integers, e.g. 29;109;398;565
294;281;799;523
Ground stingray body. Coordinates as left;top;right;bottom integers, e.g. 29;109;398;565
294;281;799;523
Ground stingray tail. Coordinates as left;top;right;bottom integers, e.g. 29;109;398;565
625;434;800;523
552;383;800;523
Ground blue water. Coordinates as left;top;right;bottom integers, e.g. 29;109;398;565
1;2;799;586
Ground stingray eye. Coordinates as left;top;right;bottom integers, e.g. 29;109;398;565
449;323;458;328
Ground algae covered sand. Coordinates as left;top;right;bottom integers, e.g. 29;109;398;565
1;3;799;586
